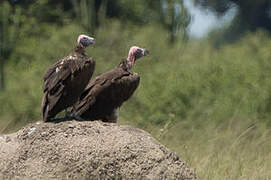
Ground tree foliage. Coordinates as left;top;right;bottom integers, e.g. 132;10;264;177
0;0;191;90
194;0;271;41
0;2;21;90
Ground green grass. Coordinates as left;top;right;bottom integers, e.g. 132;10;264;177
1;21;271;179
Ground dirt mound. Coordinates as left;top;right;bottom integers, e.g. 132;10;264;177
0;121;197;179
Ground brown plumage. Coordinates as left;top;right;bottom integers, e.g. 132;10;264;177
41;35;95;122
72;46;149;123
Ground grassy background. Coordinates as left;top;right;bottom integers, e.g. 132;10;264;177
0;21;271;179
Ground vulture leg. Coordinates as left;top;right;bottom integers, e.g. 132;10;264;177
50;116;73;123
69;105;85;121
48;109;73;122
105;108;119;123
64;109;73;119
72;115;85;121
63;109;85;121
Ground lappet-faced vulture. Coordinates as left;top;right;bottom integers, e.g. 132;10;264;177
41;35;96;122
72;46;149;123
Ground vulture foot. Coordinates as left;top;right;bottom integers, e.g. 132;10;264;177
50;116;73;123
64;109;73;118
72;115;85;121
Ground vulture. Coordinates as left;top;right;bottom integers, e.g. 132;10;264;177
72;46;149;123
41;34;96;122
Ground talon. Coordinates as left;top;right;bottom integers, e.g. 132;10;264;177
72;114;85;121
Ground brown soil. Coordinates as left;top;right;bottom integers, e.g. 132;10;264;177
0;120;197;179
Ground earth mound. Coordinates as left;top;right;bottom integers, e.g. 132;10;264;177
0;120;197;179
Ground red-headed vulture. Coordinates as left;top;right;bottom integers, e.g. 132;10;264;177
72;46;149;123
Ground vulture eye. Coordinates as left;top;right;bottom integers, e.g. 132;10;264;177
137;49;142;54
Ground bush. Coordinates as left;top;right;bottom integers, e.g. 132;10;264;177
1;22;271;132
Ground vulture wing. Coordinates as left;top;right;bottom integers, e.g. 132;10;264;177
41;55;95;121
73;67;140;121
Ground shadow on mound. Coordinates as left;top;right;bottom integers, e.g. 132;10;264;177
0;120;197;179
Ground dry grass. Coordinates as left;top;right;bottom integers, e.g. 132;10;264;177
139;119;271;180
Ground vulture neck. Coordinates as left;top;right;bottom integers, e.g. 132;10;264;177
73;45;87;57
119;57;136;71
127;55;136;70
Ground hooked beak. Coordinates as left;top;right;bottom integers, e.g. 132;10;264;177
89;37;96;45
143;49;150;56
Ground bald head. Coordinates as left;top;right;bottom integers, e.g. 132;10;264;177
128;46;149;62
77;35;95;48
126;46;149;70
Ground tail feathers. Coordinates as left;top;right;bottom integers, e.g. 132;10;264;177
43;106;52;122
41;92;51;122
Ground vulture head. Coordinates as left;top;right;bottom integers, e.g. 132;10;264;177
77;34;95;48
127;46;149;69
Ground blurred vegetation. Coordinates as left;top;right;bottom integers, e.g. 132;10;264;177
194;0;271;42
0;2;20;90
0;0;271;179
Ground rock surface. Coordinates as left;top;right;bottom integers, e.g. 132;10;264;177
0;120;197;179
